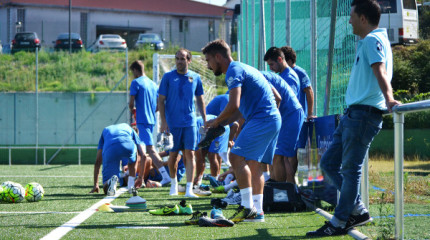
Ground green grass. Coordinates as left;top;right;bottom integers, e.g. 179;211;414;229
0;164;429;239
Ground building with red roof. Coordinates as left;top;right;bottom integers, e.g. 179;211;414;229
0;0;233;51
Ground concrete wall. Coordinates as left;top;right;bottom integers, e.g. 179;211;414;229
0;92;128;145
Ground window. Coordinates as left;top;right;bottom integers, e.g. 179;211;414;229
208;20;215;41
80;12;88;45
377;0;398;13
17;8;25;32
403;0;417;10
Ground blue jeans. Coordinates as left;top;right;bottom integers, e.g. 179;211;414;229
320;108;382;222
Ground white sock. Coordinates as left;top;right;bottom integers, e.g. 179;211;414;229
330;216;346;228
196;176;202;186
128;176;135;191
262;171;270;182
252;194;264;213
159;167;170;180
224;180;238;192
186;182;193;195
240;187;253;209
352;202;368;216
224;173;234;185
170;177;178;195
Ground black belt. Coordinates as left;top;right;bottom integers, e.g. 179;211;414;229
347;105;383;115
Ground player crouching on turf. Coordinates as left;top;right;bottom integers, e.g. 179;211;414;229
90;123;148;196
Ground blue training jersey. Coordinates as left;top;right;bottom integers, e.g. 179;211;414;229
225;61;280;121
129;76;158;125
279;67;300;97
97;123;141;152
206;94;229;116
260;71;302;116
159;70;204;128
292;65;311;115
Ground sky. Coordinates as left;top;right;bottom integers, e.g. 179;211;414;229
192;0;227;6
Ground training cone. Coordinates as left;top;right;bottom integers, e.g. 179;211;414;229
125;187;147;209
97;203;114;212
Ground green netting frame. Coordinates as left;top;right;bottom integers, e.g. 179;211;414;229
238;0;355;116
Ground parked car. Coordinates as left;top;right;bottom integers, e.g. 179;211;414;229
134;33;164;50
54;33;83;51
89;34;127;52
11;32;41;54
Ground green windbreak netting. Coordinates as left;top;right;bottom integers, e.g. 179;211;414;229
238;0;355;116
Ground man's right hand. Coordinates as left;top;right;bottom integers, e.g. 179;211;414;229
159;121;169;133
89;185;100;193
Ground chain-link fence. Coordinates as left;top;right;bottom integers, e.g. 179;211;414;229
238;0;355;116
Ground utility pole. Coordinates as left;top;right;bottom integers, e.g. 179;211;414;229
69;0;72;53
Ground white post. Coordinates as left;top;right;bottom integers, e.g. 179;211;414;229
9;148;12;166
361;151;369;209
310;0;317;115
394;112;404;240
251;0;255;67
125;48;129;124
259;0;266;71
271;0;275;47
35;47;39;165
78;148;81;165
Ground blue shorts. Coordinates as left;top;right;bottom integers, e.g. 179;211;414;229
297;121;314;148
276;108;305;157
137;123;154;146
202;125;230;153
102;141;137;183
170;126;197;152
231;118;281;164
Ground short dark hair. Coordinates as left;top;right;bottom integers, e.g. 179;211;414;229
280;46;297;64
130;60;145;74
264;47;285;62
351;0;381;26
176;48;192;61
201;39;231;58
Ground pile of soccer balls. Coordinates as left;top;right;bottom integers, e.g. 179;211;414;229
0;181;44;203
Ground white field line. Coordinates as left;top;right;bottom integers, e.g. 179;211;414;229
0;211;79;214
116;226;169;229
1;176;90;178
40;187;127;240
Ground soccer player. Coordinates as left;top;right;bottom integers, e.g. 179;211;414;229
90;123;147;195
280;46;316;161
307;0;400;236
128;60;171;186
206;92;229;116
264;47;300;96
194;114;230;186
202;39;281;223
260;71;304;183
158;48;207;197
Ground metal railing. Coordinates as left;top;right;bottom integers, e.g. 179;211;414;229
361;99;430;240
0;146;97;166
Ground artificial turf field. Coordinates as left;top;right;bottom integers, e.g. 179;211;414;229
0;165;429;240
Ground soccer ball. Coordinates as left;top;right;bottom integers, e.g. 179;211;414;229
25;182;45;202
2;182;25;203
1;181;17;202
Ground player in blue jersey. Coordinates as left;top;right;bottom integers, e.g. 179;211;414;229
90;123;147;196
202;39;281;223
206;92;229;116
260;71;304;183
263;47;300;96
128;60;171;186
280;46;316;154
307;0;400;237
194;114;230;186
158;48;207;197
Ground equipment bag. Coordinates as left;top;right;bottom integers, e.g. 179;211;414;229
263;182;305;212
